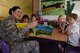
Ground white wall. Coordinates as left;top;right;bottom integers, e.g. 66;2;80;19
41;15;80;21
41;15;58;20
72;1;80;18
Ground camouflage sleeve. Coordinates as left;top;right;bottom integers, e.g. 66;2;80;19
3;18;29;41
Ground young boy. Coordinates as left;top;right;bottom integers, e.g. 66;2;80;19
65;13;80;52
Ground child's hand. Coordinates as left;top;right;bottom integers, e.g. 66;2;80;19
66;25;71;35
67;25;71;30
27;21;38;29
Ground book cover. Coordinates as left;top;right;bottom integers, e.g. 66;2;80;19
34;24;54;35
16;23;28;29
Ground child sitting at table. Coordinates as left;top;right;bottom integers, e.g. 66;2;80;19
58;15;67;33
29;14;38;36
65;13;80;53
20;14;30;24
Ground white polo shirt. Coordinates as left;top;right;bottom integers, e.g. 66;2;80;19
67;23;80;47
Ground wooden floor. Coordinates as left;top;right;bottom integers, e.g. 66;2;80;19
32;27;67;42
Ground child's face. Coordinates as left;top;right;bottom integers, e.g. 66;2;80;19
23;18;29;23
58;17;64;23
68;18;75;25
32;16;36;21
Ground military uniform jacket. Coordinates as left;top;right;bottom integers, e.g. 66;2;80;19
1;16;29;49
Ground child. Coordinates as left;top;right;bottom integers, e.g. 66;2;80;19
30;14;37;22
58;15;66;33
65;13;80;52
20;15;29;24
29;14;38;36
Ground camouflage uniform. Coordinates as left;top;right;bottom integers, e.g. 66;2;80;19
1;16;39;53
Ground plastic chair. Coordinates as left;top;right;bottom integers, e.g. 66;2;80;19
0;40;10;53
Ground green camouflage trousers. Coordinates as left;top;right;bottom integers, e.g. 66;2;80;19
11;40;39;53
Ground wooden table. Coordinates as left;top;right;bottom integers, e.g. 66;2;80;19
51;27;67;42
31;27;67;42
30;27;66;53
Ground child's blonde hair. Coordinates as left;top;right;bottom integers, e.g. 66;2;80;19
58;15;65;20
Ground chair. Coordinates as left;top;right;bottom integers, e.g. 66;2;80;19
67;50;80;53
0;40;10;53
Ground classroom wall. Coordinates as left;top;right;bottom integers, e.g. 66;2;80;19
33;0;39;14
0;0;32;20
40;0;80;20
0;0;80;20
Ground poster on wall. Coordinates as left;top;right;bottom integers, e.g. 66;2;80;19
72;0;80;1
41;0;65;15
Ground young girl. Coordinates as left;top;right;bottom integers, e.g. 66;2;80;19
58;15;67;33
65;13;80;52
30;14;37;22
29;14;38;36
20;15;29;24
